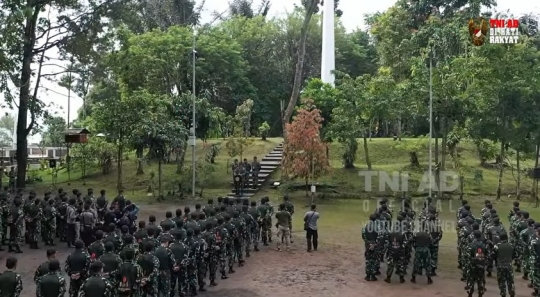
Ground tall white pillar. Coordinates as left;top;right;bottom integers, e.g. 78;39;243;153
321;0;335;85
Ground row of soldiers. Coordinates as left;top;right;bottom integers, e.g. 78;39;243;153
457;199;540;297
231;157;261;196
362;197;443;285
0;187;138;253
0;193;297;297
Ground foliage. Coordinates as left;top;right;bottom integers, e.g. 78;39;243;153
42;116;67;147
258;121;270;140
70;136;116;174
282;98;329;182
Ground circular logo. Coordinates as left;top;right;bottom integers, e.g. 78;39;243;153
469;18;488;46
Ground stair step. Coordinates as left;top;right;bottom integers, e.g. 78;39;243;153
230;182;263;186
230;173;270;180
227;192;254;197
230;187;258;193
268;152;283;156
262;156;282;161
260;161;281;166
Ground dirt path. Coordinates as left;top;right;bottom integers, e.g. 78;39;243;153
1;203;533;297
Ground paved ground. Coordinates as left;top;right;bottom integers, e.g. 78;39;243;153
1;203;533;297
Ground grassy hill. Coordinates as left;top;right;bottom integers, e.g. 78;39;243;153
29;137;536;203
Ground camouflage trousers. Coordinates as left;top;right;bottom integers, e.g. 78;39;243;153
157;270;171;297
8;223;23;248
186;264;198;294
522;253;531;276
251;225;260;247
234;238;243;263
217;244;227;276
42;219;56;244
429;244;439;272
466;267;486;295
197;259;207;287
243;231;252;255
260;220;270;244
496;265;515;296
365;250;379;276
69;278;85;297
513;243;524;269
207;253;218;282
28;221;41;243
386;252;406;277
411;247;432;277
57;219;66;241
531;264;540;290
226;243;235;268
1;221;6;244
170;270;187;297
140;275;158;297
486;245;494;273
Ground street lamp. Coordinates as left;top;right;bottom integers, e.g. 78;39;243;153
190;27;197;199
428;44;434;198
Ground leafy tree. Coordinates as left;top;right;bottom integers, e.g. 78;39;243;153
282;98;329;194
258;121;270;140
0;114;15;147
42;116;67;147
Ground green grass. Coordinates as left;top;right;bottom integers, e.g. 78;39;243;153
30;137;536;204
284;138;536;199
30;138;282;202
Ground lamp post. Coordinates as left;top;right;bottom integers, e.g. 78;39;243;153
429;45;434;198
191;28;197;199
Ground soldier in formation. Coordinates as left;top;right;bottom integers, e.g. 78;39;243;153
25;189;286;297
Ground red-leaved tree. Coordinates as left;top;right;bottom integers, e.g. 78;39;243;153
282;98;329;195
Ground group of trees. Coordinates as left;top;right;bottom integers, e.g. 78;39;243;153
3;0;540;200
283;0;540;200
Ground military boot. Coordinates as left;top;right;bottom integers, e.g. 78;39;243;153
529;283;534;288
523;273;529;280
399;276;405;283
198;285;206;292
8;244;14;253
15;245;22;253
238;259;245;267
370;275;378;281
209;280;218;286
384;276;391;283
228;267;235;274
254;246;259;251
410;275;416;283
427;276;433;284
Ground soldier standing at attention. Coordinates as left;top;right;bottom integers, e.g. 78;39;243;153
467;230;487;297
362;215;379;281
169;232;189;297
428;214;443;276
256;199;268;246
385;222;406;283
34;249;58;283
99;242;122;290
494;233;515;297
410;223;433;285
36;260;65;297
8;198;23;253
275;204;292;252
155;236;176;297
137;242;159;297
42;199;57;246
240;205;255;257
0;257;23;297
0;194;8;247
203;199;214;217
283;195;294;244
251;156;261;189
529;228;540;296
202;223;219;287
65;240;91;297
78;261;112;297
117;249;143;297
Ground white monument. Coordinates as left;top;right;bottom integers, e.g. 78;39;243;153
321;0;335;85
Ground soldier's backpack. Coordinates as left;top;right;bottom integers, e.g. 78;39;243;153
473;245;487;267
118;262;136;294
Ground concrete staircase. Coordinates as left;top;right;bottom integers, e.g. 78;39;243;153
225;142;283;199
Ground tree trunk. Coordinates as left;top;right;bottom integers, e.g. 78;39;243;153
281;0;319;139
363;135;372;170
496;141;505;200
396;116;402;140
516;150;521;200
369;118;375;141
439;120;447;198
117;143;123;190
176;142;187;174
158;159;163;197
136;145;144;175
16;8;41;189
532;144;539;200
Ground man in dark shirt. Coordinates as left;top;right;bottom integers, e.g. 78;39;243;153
494;233;515;297
0;257;23;297
36;259;65;297
34;249;57;283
